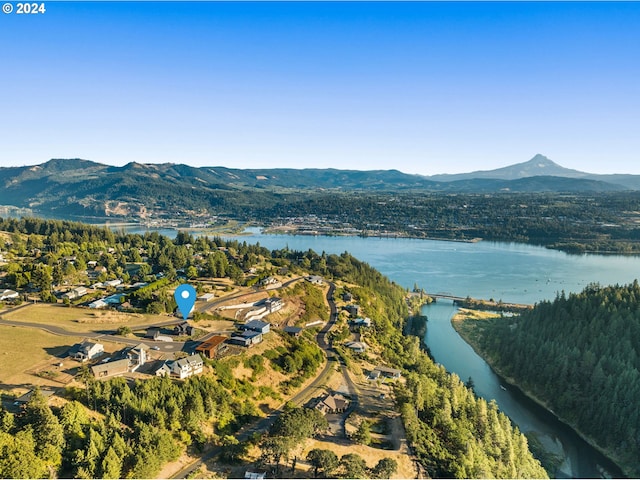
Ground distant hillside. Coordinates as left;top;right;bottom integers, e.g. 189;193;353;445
0;156;637;219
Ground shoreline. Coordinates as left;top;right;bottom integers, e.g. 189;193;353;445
451;311;629;478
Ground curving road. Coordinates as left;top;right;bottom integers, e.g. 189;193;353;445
171;280;349;479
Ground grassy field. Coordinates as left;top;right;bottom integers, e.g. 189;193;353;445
1;304;176;333
0;324;82;388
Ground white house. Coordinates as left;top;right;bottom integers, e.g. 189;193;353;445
345;341;368;353
156;354;203;379
70;340;104;362
0;289;19;301
89;299;108;309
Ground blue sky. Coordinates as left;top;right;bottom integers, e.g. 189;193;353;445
1;1;639;175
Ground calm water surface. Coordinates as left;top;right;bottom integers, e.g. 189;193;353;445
126;227;638;477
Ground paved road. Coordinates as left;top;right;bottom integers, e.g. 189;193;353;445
171;280;343;479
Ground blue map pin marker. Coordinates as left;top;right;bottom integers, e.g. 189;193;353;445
174;284;196;320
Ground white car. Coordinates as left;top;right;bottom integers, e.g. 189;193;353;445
151;346;160;350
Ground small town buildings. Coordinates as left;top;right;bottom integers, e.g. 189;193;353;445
103;279;123;288
195;336;228;359
314;393;350;414
173;322;194;336
91;359;129;379
283;326;303;337
69;340;104;362
345;341;367;353
241;320;271;334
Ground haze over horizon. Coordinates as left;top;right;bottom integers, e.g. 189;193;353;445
2;2;639;175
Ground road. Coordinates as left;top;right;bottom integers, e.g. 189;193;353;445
171;280;345;479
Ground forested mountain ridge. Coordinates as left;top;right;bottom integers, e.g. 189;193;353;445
461;282;640;477
0;157;637;220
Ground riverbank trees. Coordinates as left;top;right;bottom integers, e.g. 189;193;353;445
465;282;640;477
297;250;548;478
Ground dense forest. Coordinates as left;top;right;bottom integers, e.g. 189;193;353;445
0;217;547;478
466;282;640;477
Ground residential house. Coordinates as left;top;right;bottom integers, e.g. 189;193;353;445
195;336;228;359
127;344;148;371
350;317;372;329
197;292;215;302
69;340;104;362
244;472;266;480
315;393;350;414
345;304;360;317
91;265;107;277
241;320;271;334
372;366;402;380
89;299;108;309
103;279;122;288
342;292;353;302
146;328;161;340
173;322;194;336
305;275;324;285
228;336;251;347
241;330;263;345
264;297;284;313
91;359;129;378
261;276;280;287
14;388;55;406
345;341;367;353
283;326;303;337
155;354;204;379
0;289;19;301
62;286;87;300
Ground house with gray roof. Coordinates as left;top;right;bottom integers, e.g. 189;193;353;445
91;359;129;379
69;340;104;362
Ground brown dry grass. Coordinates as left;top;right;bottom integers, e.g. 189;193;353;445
2;304;173;332
0;324;82;388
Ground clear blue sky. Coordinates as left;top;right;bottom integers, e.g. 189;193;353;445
1;1;639;175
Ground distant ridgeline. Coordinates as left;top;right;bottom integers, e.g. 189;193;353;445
467;282;640;477
0;217;548;478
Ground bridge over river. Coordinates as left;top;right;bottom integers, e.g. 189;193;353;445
424;292;533;311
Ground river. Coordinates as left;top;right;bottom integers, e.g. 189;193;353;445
123;226;636;477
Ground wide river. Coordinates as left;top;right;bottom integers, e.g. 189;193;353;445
126;227;637;477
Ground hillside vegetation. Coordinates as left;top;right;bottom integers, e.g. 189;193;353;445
0;218;548;478
463;282;640;477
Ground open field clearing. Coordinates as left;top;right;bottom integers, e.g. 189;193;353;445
1;304;175;332
0;324;81;388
